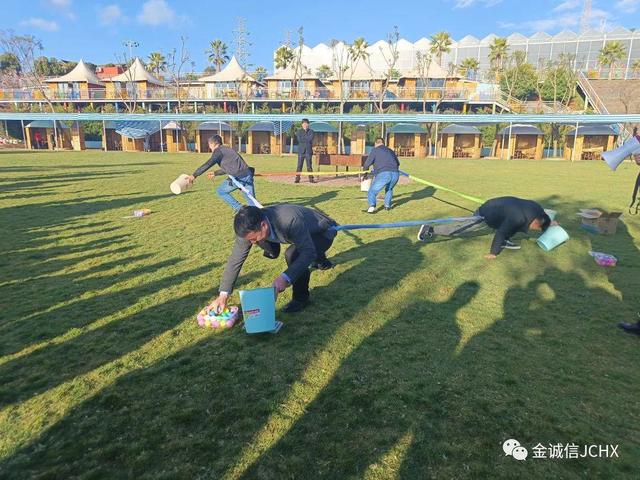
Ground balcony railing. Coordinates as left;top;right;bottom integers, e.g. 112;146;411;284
0;85;505;104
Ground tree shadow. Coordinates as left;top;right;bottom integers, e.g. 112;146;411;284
0;237;426;478
277;190;339;208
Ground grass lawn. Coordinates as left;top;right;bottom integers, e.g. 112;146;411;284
0;150;639;479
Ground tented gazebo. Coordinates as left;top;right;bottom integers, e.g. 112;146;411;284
25;121;71;150
46;59;105;100
495;124;544;160
387;123;427;157
195;122;234;152
438;124;482;159
309;122;338;154
198;56;261;99
106;58;166;99
564;125;617;161
115;121;166;152
102;121;121;151
161;121;188;153
247;121;282;154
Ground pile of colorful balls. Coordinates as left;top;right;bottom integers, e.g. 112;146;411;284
589;251;618;267
197;306;239;329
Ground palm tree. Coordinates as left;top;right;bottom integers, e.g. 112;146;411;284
147;52;166;75
252;66;267;82
429;31;452;67
598;41;626;79
459;57;479;78
348;37;370;65
631;58;640;79
316;64;333;79
274;45;294;70
205;39;230;73
488;37;509;71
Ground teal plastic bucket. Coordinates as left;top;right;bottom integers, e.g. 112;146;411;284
537;225;569;252
239;287;278;333
544;209;557;221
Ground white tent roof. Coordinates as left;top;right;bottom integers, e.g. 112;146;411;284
46;59;104;85
400;61;449;79
198;56;257;83
328;61;385;81
109;58;166;86
265;65;317;80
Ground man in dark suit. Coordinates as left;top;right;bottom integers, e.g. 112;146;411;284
295;118;315;183
209;205;336;313
418;196;552;259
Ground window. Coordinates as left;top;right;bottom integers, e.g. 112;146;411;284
278;80;292;91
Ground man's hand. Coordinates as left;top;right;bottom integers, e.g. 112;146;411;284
186;174;195;185
272;274;290;295
634;153;640;166
208;293;228;314
484;254;497;260
206;172;215;179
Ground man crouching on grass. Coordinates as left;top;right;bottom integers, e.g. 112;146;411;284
209;205;337;314
418;196;552;259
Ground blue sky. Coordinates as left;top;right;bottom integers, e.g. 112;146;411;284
3;0;639;71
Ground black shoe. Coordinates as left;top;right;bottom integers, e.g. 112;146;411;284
309;176;315;183
417;225;434;242
384;206;392;211
502;240;521;250
294;176;300;184
282;299;308;313
618;321;640;336
311;259;333;270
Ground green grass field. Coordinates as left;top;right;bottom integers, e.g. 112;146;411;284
1;150;639;479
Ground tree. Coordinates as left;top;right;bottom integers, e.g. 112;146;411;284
274;45;294;70
489;37;509;73
147;52;166;75
232;17;253;149
166;36;193;113
316;64;332;79
252;66;267;82
499;52;537;101
598;40;626;79
376;26;401;114
429;31;452;67
205;39;230;72
631;58;640;78
459;57;479;79
0;52;20;73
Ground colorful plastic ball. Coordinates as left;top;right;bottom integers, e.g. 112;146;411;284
211;320;220;328
219;320;227;328
204;319;211;327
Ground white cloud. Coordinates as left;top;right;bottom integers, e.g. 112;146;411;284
615;0;638;13
48;0;71;6
454;0;502;8
20;17;59;31
99;4;125;25
137;0;185;26
552;0;581;12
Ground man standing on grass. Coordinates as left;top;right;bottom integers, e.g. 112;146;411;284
363;138;400;213
209;204;336;313
186;135;257;211
418;196;552;259
295;118;315;184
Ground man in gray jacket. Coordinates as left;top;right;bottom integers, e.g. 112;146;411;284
209;204;337;313
295;119;315;184
187;135;257;211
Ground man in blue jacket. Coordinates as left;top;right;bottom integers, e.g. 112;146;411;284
363;138;400;213
295;119;315;183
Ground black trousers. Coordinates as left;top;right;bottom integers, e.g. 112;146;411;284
285;234;334;302
296;151;313;175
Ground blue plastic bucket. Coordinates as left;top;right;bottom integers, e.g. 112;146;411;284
239;287;278;333
536;225;569;252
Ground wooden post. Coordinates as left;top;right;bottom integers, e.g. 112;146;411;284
507;122;513;160
571;121;579;163
102;120;107;151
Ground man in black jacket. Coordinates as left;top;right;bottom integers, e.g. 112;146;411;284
187;135;257;211
209;204;336;314
295;119;315;183
363;138;400;213
418;196;551;259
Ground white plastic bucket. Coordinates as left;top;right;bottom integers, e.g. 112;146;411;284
537;225;569;252
170;174;191;195
360;178;371;192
